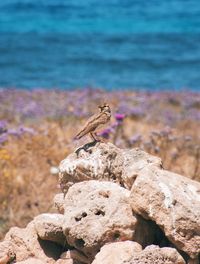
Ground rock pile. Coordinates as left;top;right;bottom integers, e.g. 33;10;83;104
0;142;199;264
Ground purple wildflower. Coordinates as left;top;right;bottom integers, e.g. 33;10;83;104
0;120;7;134
0;134;7;144
130;107;145;118
98;128;113;139
7;128;21;137
19;126;36;135
130;134;142;145
111;122;119;129
160;126;172;137
7;126;36;137
115;113;125;122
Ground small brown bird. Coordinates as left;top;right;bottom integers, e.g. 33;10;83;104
74;103;111;142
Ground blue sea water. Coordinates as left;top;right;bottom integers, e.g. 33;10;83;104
0;0;200;90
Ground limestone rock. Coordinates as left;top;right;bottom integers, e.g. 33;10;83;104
33;213;66;246
127;245;185;264
0;245;15;264
16;258;45;264
92;241;142;264
0;240;15;262
4;222;62;263
55;260;73;264
54;193;65;214
92;243;185;264
58;250;89;264
62;180;137;259
59;142;162;193
130;167;200;259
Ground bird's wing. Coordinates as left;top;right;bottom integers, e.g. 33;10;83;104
75;113;101;139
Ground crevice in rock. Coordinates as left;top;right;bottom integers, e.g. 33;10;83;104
119;180;125;188
113;231;121;240
151;221;191;262
75;216;82;222
38;238;67;260
98;190;110;198
75;238;85;248
134;215;173;248
153;222;192;263
134;216;191;263
95;210;105;216
82;212;87;217
152;222;172;247
75;212;88;222
177;249;191;263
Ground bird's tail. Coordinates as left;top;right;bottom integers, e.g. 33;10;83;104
73;131;83;141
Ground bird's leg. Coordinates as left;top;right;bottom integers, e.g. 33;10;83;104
90;132;98;142
90;132;105;143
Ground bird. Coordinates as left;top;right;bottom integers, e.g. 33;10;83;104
74;103;111;142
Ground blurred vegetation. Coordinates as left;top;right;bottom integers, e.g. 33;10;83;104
0;89;199;239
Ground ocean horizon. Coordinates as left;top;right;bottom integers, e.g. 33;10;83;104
1;0;200;91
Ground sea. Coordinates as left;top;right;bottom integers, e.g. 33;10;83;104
0;0;200;91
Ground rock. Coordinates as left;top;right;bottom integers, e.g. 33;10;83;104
55;260;73;264
0;240;15;262
4;221;63;263
59;250;89;263
54;193;65;214
92;243;185;264
16;258;45;264
128;245;186;264
188;258;200;264
62;180;138;260
2;142;199;264
130;167;200;259
92;241;142;264
59;142;162;193
33;213;66;246
50;166;59;175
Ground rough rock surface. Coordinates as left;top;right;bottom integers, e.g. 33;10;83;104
0;240;15;264
92;241;185;264
92;243;185;264
16;258;46;264
92;241;142;264
0;240;14;257
62;180;138;259
59;250;89;264
59;142;162;193
3;221;63;263
55;260;73;264
34;213;65;246
1;143;199;263
130;167;200;259
127;245;186;264
54;193;65;214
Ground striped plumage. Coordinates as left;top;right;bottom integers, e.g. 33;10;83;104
75;103;111;141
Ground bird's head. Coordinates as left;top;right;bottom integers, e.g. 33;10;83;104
98;103;111;113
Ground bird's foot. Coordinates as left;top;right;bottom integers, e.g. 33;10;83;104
95;137;106;143
75;140;98;156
